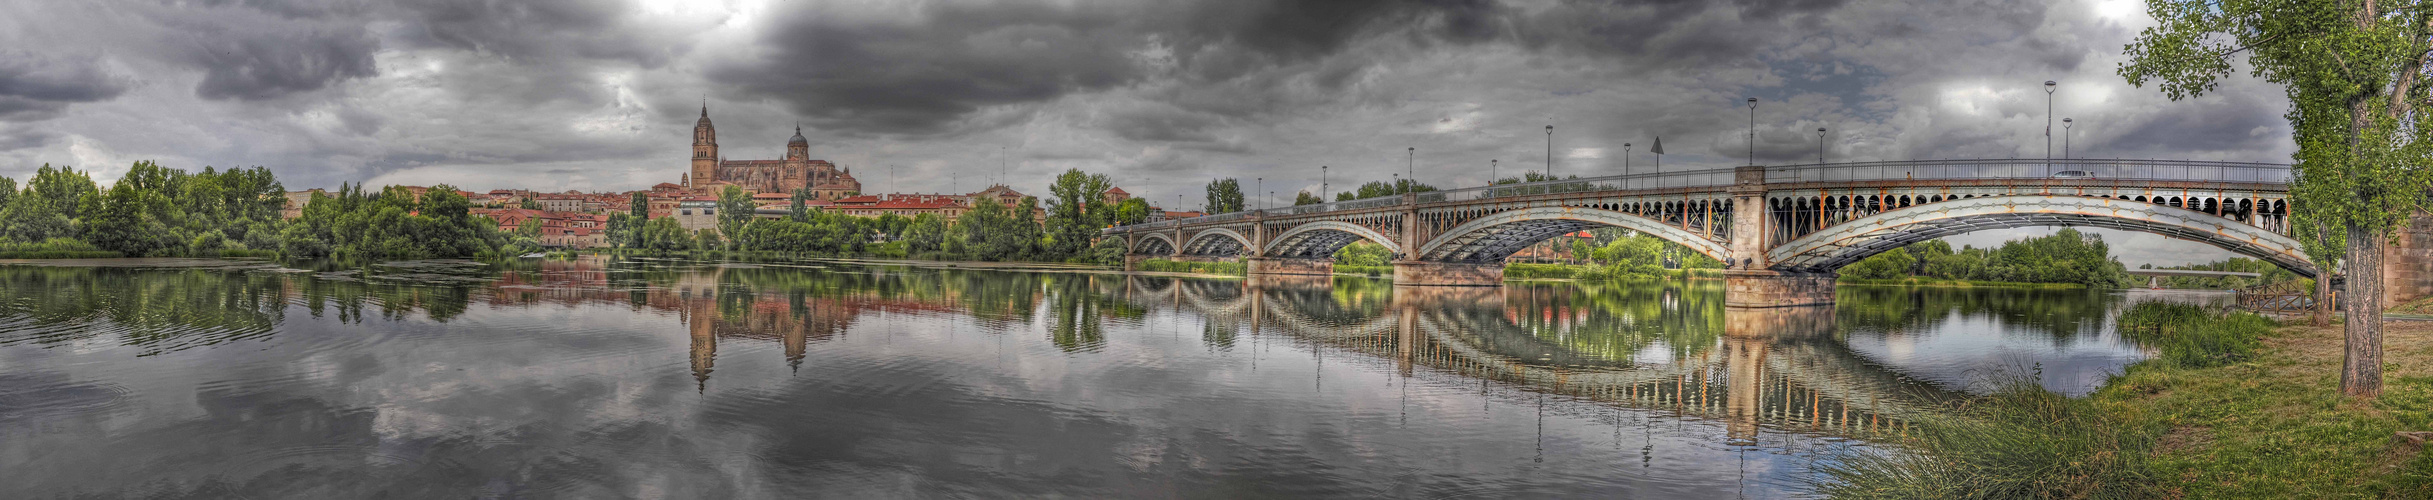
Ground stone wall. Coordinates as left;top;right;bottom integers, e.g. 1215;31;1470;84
2386;213;2433;304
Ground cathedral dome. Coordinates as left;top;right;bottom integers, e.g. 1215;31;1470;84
787;125;807;146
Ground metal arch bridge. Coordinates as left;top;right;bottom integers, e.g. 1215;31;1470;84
1105;158;2310;305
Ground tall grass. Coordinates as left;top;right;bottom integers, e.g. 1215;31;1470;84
1814;376;2158;499
1815;304;2274;499
2116;302;2272;368
1135;259;1244;276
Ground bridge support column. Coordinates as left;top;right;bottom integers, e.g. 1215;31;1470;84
1246;257;1334;277
1393;260;1504;287
1724;304;1836;338
1724;270;1837;308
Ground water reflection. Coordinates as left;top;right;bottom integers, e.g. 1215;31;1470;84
0;257;2166;498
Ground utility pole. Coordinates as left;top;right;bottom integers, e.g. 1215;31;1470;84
1544;125;1554;179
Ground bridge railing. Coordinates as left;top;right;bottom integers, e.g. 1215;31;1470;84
1763;158;2290;184
1421;169;1736;203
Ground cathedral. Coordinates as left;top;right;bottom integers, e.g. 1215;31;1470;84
686;106;861;200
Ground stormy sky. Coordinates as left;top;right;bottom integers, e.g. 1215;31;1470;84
0;0;2292;265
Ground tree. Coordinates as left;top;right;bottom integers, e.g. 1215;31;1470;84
1045;168;1114;259
2121;1;2431;396
904;213;949;255
629;191;648;219
1293;191;1324;206
1333;241;1391;267
1204;178;1245;214
519;197;540;210
716;185;752;249
1112;198;1151;226
606;212;639;249
1333;179;1438;201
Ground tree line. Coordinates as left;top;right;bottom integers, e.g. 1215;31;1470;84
1839;228;2133;287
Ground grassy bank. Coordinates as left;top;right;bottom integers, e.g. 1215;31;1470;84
1503;262;1722;281
1816;304;2433;498
1836;277;2086;289
1134;259;1245;276
1335;264;1391;277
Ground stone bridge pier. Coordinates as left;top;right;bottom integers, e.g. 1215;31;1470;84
1109;159;2317;309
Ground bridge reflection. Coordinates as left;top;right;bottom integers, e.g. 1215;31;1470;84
1122;275;1967;442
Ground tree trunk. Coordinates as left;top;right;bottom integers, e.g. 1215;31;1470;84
2343;222;2385;397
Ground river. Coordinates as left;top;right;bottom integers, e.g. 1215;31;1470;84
0;257;2201;498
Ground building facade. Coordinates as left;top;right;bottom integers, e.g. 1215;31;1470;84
687;107;861;200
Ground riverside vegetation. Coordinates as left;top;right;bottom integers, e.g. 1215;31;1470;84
1816;303;2433;498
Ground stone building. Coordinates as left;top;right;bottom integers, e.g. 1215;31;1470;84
687;106;861;200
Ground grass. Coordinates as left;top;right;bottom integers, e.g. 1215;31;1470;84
1817;303;2433;498
1134;259;1244;276
1837;277;2086;289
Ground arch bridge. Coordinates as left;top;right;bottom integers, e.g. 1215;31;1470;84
1106;159;2310;307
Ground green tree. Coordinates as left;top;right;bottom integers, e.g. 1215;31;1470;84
1204;178;1244;214
904;213;950;255
1333;179;1438;201
1333;241;1391;266
716;185;753;248
1112;198;1151;226
1293;191;1324;206
1045;169;1115;259
1843;247;1916;280
629;191;648;219
2120;0;2433;396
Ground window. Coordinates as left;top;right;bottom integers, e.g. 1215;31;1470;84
681;209;691;215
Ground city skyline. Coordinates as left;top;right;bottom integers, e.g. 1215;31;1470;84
0;0;2281;265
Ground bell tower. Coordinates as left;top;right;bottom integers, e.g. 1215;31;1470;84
691;105;718;186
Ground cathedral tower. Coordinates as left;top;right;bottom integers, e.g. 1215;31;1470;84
785;125;809;161
691;105;718;187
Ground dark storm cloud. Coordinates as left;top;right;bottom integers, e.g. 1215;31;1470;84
712;0;1511;136
0;50;129;122
169;20;381;101
391;0;668;66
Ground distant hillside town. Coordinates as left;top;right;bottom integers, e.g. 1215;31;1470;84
273;110;1203;249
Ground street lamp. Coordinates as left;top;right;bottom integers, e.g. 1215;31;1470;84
1544;125;1555;179
1255;177;1263;210
1406;147;1416;192
2064;118;2079;158
1490;159;1499;188
1816;127;1827;163
1320;165;1328;202
1746;98;1759;166
2044;80;2057;175
1623;143;1632;176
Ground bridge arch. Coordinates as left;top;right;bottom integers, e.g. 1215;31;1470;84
1414;206;1730;263
1768;195;2319;277
1264;221;1400;259
1131;233;1177;255
1181;228;1253;256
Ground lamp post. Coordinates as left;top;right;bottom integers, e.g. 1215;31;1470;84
1255;177;1263;210
1406;147;1416;192
1623;143;1632;176
1746;98;1759;166
2062;118;2074;159
1321;165;1328;202
1490;159;1498;188
1816;127;1827;163
1544;125;1555;179
2044;80;2057;176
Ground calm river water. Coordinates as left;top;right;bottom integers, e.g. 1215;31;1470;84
0;257;2204;498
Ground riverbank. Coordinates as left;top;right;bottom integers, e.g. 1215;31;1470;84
1820;306;2433;498
1835;277;2085;289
